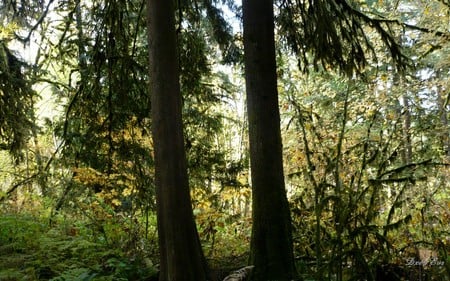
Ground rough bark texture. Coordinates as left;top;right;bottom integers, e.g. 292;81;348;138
147;1;208;280
242;0;297;280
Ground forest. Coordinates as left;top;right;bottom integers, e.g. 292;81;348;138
0;0;449;280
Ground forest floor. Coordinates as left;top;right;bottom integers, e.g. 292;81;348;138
0;213;249;281
0;213;448;281
0;213;156;280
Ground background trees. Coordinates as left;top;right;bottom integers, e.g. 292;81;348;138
0;0;449;280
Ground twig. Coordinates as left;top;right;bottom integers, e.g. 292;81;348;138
16;0;55;43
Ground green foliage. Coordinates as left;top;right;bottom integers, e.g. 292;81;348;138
194;186;252;258
279;59;450;280
1;0;449;280
0;42;36;159
276;0;410;74
0;217;41;269
0;212;158;281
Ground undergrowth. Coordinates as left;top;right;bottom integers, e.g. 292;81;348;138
0;213;158;281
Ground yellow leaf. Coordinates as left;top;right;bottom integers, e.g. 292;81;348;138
111;199;121;206
122;187;133;197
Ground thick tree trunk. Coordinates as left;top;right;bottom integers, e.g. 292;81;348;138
242;0;296;280
147;1;209;280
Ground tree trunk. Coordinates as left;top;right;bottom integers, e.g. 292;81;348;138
401;94;412;164
147;1;209;280
437;81;450;158
242;0;296;279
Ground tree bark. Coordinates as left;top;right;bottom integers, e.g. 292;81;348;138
242;0;296;279
437;79;450;158
147;1;209;280
401;94;412;164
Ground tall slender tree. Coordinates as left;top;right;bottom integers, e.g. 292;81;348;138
147;0;209;280
242;0;297;279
